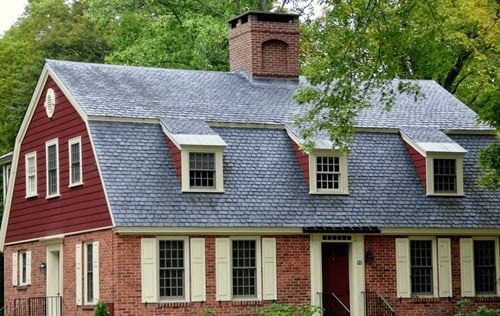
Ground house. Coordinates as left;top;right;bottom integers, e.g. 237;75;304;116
0;11;499;316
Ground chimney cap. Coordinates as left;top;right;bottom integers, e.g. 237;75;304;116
228;11;300;25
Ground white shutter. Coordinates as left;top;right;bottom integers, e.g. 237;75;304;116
190;238;206;302
75;244;82;305
25;251;31;285
460;238;475;297
141;238;158;302
12;252;18;286
262;238;277;300
395;238;411;298
438;238;452;297
93;241;100;303
215;238;231;301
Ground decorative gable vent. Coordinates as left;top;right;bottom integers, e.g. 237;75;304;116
44;88;56;118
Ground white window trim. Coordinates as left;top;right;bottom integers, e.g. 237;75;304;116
215;237;277;302
396;237;450;298
460;237;500;297
141;237;203;303
309;151;348;195
45;139;60;198
4;162;12;201
181;147;224;193
68;137;83;187
426;154;464;196
83;241;99;305
25;152;37;198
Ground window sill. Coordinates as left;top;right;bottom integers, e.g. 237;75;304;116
45;194;61;200
69;182;83;188
309;190;349;195
25;194;38;199
15;285;29;291
82;305;95;310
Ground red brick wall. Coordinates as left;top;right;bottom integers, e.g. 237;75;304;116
229;13;299;78
365;235;500;316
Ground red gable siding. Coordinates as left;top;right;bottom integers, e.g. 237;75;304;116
167;137;182;181
5;77;112;244
290;140;309;185
405;143;426;188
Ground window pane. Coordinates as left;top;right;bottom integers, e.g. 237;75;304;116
159;240;184;299
474;240;496;294
71;142;81;184
433;159;456;193
189;153;215;188
410;240;433;295
86;244;94;302
232;240;256;297
47;144;58;195
316;156;340;190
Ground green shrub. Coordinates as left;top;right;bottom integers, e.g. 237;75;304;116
94;300;109;316
455;299;500;316
249;303;324;316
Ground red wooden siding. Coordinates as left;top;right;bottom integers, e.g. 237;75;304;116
290;139;309;185
5;77;112;244
405;143;426;188
167;137;182;180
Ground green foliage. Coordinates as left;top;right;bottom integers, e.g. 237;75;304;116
250;303;324;316
455;299;500;316
295;0;499;187
94;300;109;316
190;308;217;316
478;143;500;191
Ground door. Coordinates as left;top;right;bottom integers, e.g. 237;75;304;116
47;243;62;316
322;243;350;316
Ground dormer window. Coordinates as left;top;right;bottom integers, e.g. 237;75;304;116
309;151;348;195
182;149;223;192
400;127;466;197
427;155;464;196
161;118;226;193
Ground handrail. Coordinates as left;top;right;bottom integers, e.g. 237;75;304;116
376;291;395;313
317;291;350;314
363;290;395;316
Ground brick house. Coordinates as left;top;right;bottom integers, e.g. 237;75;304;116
0;11;499;316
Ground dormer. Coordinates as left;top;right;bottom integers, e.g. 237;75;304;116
400;127;467;196
161;118;227;193
286;126;349;195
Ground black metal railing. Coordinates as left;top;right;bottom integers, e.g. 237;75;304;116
318;292;350;316
364;291;395;316
0;296;63;316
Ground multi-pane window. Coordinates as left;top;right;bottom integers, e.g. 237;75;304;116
474;240;497;294
189;153;215;188
410;240;433;295
69;137;82;186
25;152;37;197
86;243;94;303
46;139;59;197
159;240;185;299
12;250;31;287
316;156;340;190
232;240;257;298
20;251;28;285
433;159;456;193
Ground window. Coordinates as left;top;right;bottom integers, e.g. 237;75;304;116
410;240;433;295
181;149;224;192
426;156;464;196
12;250;31;287
25;152;37;198
433;159;456;193
189;152;215;189
69;137;82;186
3;162;11;201
309;152;348;194
396;238;452;298
216;237;277;301
141;237;206;303
159;240;185;299
233;240;257;298
75;242;99;305
46;139;59;198
461;238;500;297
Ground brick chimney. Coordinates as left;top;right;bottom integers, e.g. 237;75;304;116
228;11;300;79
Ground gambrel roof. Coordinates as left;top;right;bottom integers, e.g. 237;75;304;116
44;59;499;230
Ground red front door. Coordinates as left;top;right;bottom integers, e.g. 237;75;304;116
322;243;350;316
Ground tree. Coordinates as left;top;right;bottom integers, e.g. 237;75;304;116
295;0;499;190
